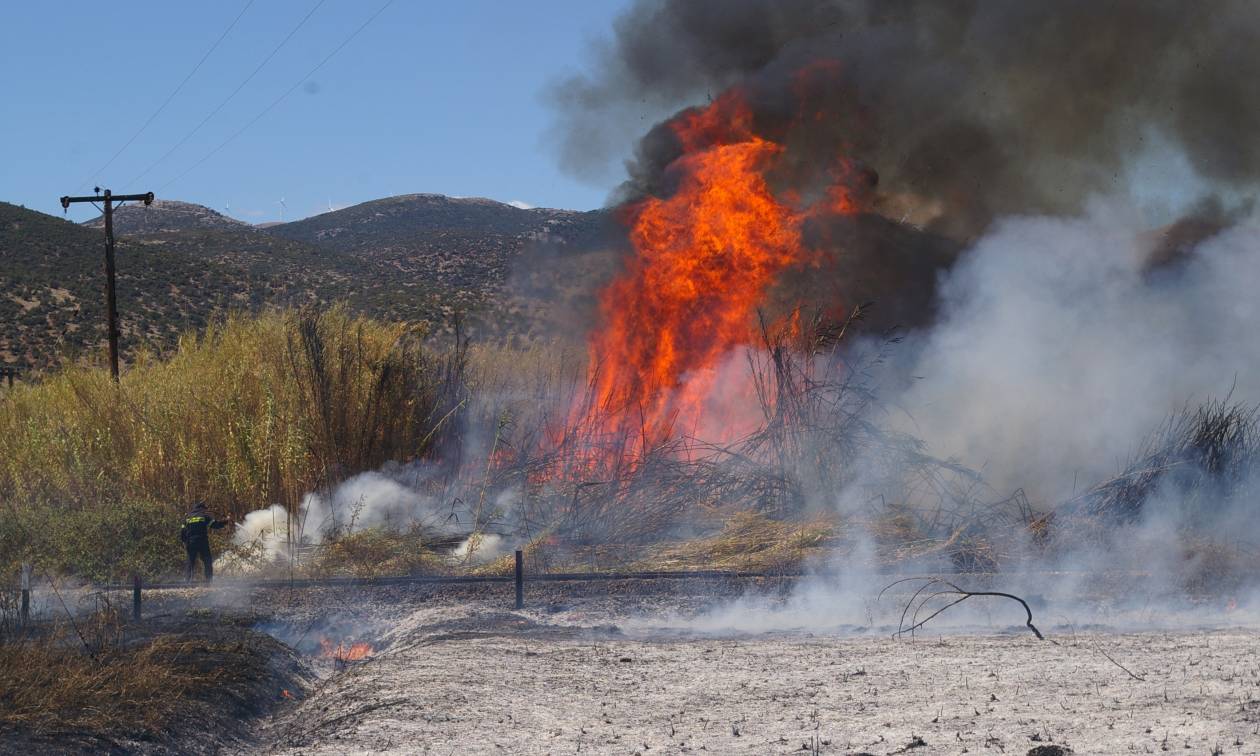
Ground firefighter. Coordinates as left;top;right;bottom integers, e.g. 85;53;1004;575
180;501;227;582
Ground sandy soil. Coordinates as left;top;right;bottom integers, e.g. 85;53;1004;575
227;580;1260;755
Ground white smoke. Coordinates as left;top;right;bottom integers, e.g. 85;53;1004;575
672;197;1260;634
887;198;1260;505
451;533;510;564
229;463;521;569
231;504;292;562
298;470;462;537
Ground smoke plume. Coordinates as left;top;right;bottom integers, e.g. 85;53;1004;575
548;0;1260;501
229;463;519;569
540;0;1260;625
885;201;1260;504
553;0;1260;234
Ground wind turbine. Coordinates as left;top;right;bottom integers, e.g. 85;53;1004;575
278;197;287;223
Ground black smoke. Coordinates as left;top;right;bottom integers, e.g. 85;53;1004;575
552;0;1260;237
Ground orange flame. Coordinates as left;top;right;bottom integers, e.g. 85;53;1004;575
582;84;861;457
319;638;373;662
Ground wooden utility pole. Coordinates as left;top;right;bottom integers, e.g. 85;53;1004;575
58;189;153;381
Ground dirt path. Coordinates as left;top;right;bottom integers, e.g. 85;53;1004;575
258;597;1260;755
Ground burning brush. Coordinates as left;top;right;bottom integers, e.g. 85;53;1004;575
579;79;867;457
319;638;373;666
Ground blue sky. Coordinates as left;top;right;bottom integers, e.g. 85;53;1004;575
1;0;635;223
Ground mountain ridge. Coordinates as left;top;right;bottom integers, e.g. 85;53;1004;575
82;199;253;236
5;193;619;370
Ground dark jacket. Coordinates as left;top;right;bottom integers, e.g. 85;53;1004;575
180;510;226;544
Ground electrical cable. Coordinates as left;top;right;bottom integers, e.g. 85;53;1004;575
124;0;328;187
158;0;395;193
77;0;257;192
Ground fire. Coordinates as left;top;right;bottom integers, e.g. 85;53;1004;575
319;638;373;662
581;83;862;456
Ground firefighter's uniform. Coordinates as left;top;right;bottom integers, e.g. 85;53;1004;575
180;504;226;582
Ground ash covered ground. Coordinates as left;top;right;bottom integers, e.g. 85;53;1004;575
140;577;1260;755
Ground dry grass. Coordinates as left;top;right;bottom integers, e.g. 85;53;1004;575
12;300;1253;587
637;511;840;573
468;534;555;576
309;528;447;578
1067;400;1260;522
0;606;302;751
0;306;463;581
0;631;219;737
1044;400;1260;588
441;307;1045;575
0;299;1020;583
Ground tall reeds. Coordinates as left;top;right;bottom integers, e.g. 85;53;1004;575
0;307;457;580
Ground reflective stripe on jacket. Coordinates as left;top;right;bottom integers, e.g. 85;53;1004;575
181;513;225;542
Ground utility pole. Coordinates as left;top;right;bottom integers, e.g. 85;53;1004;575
59;188;154;381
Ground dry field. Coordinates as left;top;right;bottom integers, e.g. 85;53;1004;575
162;578;1260;755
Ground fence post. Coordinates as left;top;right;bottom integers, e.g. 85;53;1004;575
514;550;524;610
20;563;31;625
132;573;142;621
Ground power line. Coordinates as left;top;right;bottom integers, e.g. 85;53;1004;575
158;0;396;193
124;0;328;187
77;0;257;193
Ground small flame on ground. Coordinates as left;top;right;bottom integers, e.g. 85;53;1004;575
319;638;373;662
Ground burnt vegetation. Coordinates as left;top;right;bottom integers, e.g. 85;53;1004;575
0;596;307;754
1068;400;1260;524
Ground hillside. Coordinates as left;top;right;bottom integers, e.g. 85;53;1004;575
0;202;371;368
4;196;619;370
3;189;979;371
264;194;612;297
265;193;604;250
263;194;618;338
82;199;252;235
